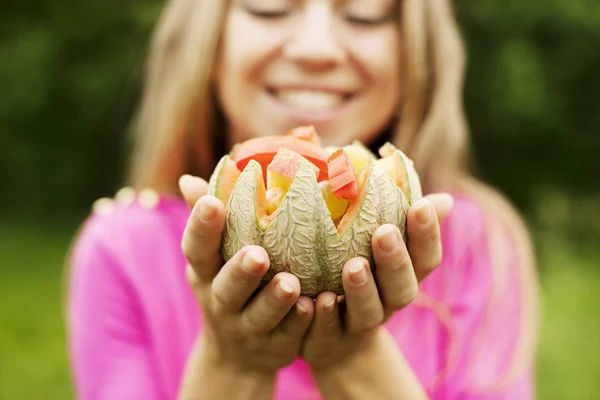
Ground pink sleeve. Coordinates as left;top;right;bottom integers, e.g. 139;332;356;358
66;216;164;400
430;203;537;399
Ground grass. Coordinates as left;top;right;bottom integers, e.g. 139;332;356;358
0;222;599;399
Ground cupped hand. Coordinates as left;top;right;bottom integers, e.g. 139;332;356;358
301;194;454;372
178;175;315;376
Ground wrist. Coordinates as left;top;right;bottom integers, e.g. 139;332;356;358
178;334;275;400
201;333;276;380
310;329;428;400
310;329;383;379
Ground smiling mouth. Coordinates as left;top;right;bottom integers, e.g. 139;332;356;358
268;88;354;112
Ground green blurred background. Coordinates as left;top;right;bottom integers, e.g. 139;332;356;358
1;0;599;398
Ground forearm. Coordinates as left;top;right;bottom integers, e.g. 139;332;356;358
312;329;429;400
178;335;275;400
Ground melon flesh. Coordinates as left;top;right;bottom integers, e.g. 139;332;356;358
376;148;422;206
266;187;285;216
343;142;375;177
267;147;320;192
327;149;360;200
206;155;241;207
319;181;349;222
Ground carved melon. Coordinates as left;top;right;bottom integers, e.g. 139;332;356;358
207;128;422;296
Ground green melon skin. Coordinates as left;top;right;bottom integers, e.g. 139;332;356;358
210;157;411;297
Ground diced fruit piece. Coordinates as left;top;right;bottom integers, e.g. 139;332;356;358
378;142;397;158
230;136;329;182
206;155;241;207
251;162;268;225
266;148;320;191
329;174;360;200
351;140;377;159
319;181;349;222
327;149;360;200
266;187;286;215
343;143;375;177
286;125;321;146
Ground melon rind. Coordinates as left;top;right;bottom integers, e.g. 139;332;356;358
214;143;416;297
262;163;339;296
333;162;408;290
207;155;229;201
221;160;265;262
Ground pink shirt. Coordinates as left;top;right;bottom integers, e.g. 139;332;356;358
66;193;534;399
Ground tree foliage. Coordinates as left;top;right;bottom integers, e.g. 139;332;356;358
2;0;598;221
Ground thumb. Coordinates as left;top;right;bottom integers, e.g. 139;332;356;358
179;175;209;209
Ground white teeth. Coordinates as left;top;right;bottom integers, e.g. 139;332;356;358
276;90;344;111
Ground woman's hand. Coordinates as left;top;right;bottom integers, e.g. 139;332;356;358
302;194;454;372
177;175;315;399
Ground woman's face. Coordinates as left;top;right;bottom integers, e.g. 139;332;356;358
216;0;401;147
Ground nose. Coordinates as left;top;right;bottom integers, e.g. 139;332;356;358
282;2;346;70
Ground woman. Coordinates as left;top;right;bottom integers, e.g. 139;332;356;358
66;0;539;399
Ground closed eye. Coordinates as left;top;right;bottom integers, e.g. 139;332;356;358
345;14;395;26
241;0;291;19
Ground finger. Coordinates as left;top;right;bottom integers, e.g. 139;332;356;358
372;224;419;317
138;188;161;209
424;193;454;224
242;273;301;334
181;195;226;282
407;198;443;282
272;296;315;341
179;174;209;210
342;258;384;334
309;291;342;340
114;187;136;206
92;197;115;215
212;246;270;313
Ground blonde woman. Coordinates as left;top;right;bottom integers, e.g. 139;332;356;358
66;0;539;399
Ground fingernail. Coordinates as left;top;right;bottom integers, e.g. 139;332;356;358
416;200;432;225
349;260;368;286
378;225;399;253
324;299;336;312
178;174;192;190
242;251;265;274
198;196;218;222
296;302;307;316
277;280;294;298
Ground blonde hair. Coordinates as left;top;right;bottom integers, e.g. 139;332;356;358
128;0;538;392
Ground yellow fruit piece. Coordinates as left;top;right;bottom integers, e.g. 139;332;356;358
267;169;293;192
319;181;349;222
343;144;374;177
266;187;286;215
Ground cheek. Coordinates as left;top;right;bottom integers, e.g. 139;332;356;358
344;29;401;143
218;12;284;87
216;12;282;141
350;30;401;100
